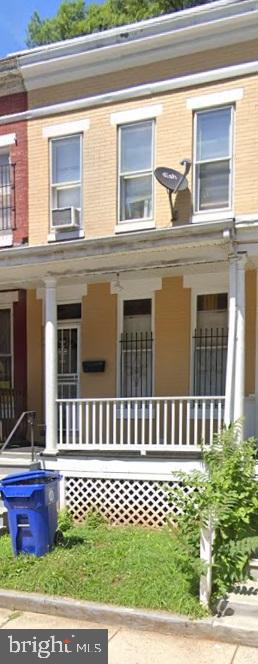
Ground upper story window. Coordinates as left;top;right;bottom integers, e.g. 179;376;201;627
0;152;13;232
51;135;82;231
119;120;154;224
194;107;233;213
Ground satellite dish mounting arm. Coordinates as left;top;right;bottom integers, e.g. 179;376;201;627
174;159;192;194
167;189;175;223
154;159;191;224
167;159;191;222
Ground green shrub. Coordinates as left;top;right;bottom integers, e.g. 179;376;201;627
167;424;258;596
84;509;107;529
57;508;73;533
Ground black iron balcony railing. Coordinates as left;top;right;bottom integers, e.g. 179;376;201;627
120;331;153;398
0;164;15;232
193;327;228;396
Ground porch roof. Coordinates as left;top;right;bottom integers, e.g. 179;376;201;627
0;219;235;290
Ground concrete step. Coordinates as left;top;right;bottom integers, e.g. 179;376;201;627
225;580;258;618
0;449;41;477
0;462;41;476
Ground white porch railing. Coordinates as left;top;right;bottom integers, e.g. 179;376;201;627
57;396;225;454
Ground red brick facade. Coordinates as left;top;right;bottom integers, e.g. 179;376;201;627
0;91;28;245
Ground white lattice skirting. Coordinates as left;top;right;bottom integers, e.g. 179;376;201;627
65;476;193;527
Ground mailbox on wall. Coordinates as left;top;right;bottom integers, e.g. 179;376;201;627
82;360;106;373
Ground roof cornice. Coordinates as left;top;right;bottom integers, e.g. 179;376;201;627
0;58;256;126
14;0;258;90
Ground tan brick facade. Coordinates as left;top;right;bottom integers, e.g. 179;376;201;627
27;52;258;245
24;28;258;421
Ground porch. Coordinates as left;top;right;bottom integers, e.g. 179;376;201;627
0;226;253;524
0;255;250;458
57;395;225;454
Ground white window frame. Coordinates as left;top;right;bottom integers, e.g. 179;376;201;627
193;105;234;217
118;120;155;229
57;319;81;399
117;294;155;400
190;286;228;398
49;133;83;230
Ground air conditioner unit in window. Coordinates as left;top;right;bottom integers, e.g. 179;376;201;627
52;207;80;231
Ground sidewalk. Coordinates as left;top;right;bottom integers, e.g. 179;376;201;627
0;608;257;663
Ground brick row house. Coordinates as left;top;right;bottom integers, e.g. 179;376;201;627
0;0;258;523
0;59;28;440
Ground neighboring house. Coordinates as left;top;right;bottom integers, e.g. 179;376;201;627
0;0;258;523
0;60;28;439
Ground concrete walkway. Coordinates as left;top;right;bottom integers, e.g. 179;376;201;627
0;608;257;663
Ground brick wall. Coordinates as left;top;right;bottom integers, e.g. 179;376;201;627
0;92;28;246
28;71;258;245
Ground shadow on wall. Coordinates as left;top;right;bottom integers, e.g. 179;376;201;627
173;189;193;226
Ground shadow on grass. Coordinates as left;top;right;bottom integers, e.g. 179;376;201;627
55;531;86;549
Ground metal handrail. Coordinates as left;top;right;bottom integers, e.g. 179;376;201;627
0;410;36;461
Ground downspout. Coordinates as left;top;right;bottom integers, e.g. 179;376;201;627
223;229;238;426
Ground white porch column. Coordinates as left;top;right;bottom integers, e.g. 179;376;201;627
44;277;57;454
224;255;237;426
233;254;247;428
255;270;258;439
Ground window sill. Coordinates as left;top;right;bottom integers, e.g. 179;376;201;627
115;220;155;234
192;211;233;224
48;229;85;242
0;230;13;248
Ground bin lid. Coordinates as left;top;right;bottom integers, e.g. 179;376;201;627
0;470;61;486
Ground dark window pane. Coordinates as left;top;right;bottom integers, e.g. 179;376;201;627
52;136;81;184
124;299;151;316
120;122;152;173
0;309;10;353
0;356;11;388
197;160;230;210
197;294;228;312
57;303;81;320
120;174;152;221
196;107;231;161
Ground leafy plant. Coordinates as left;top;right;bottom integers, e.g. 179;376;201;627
167;424;258;596
57;508;74;532
84;509;107;529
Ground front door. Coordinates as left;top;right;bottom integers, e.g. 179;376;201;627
57;324;80;399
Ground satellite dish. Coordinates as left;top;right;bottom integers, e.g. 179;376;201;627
154;159;191;223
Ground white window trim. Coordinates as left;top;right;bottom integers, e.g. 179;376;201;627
188;277;228;397
0;134;16;148
43;119;90;138
117;293;155;400
49;133;83;234
0;133;16;147
112;278;162;399
187;88;243;111
118;119;155;227
110;104;162;126
57;320;81;399
193;105;234;218
48;229;85;242
192;211;234;224
115;220;155;234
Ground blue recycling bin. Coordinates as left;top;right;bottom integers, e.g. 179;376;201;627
0;470;61;557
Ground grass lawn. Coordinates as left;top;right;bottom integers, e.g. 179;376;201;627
0;521;206;618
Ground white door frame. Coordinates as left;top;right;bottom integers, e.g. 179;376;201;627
57;320;81;398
